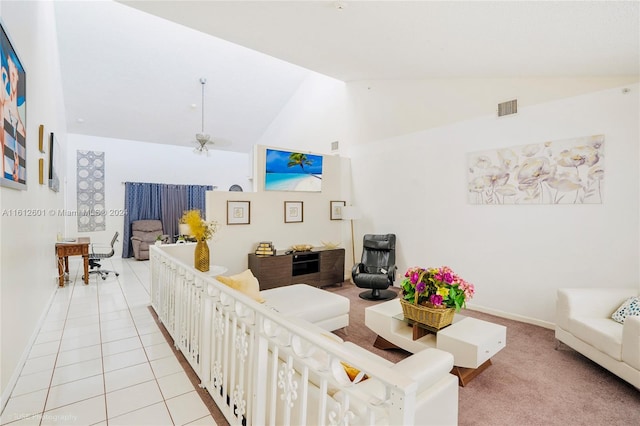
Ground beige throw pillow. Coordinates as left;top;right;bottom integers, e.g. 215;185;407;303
216;269;265;303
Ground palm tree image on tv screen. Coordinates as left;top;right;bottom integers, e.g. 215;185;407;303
265;149;323;192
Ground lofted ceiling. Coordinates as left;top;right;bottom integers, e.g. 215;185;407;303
55;1;640;153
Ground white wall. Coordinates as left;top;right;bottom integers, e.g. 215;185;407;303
0;1;67;401
349;84;639;326
256;72;350;156
64;134;251;256
206;145;350;276
347;77;640;146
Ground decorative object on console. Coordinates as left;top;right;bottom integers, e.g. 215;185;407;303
400;266;475;330
291;244;313;252
227;200;250;225
181;209;219;272
330;200;345;220
284;201;303;223
321;241;340;249
254;241;275;256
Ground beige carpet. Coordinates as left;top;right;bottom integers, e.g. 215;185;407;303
326;282;640;426
154;282;640;426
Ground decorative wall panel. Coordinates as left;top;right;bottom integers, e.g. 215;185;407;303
467;134;605;205
77;150;105;231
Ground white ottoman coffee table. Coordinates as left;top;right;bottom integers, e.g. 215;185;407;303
365;299;506;386
261;284;349;332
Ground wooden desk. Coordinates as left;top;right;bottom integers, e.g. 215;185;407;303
56;238;90;287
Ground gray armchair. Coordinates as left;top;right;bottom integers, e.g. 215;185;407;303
131;220;168;260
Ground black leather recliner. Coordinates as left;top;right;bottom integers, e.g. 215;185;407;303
351;234;397;300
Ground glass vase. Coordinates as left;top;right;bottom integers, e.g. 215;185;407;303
194;240;210;272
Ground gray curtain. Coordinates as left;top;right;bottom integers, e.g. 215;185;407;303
161;185;187;243
122;182;213;257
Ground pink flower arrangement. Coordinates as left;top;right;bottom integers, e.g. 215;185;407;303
401;265;475;311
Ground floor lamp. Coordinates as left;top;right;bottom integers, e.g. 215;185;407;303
341;206;362;267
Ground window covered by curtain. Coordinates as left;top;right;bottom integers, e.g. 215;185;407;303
122;182;213;257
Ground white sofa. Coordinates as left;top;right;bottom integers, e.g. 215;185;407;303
555;288;640;388
150;244;459;425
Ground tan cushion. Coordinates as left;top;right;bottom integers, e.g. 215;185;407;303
217;269;265;303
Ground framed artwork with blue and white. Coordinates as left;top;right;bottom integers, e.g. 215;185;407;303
265;148;323;192
1;21;27;190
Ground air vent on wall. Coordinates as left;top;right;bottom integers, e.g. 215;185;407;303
498;99;518;117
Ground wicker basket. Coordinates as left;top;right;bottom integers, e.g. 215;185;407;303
400;299;455;330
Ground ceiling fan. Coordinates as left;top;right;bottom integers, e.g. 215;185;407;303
193;77;231;154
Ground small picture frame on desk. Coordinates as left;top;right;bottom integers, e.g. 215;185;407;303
284;201;303;223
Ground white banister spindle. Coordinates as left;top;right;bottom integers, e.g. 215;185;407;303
200;288;212;386
251;321;269;426
298;366;309;426
268;345;279;426
318;379;328;426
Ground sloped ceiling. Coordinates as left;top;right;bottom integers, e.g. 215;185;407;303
56;1;640;153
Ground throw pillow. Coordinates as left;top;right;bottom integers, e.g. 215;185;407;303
216;269;265;303
611;296;640;324
340;362;368;383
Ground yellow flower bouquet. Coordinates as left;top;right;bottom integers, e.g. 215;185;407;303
180;210;219;241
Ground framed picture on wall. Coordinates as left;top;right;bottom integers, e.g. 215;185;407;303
284;201;303;223
330;200;345;220
265;148;323;192
38;125;45;153
48;132;60;192
227;200;250;225
1;22;27;190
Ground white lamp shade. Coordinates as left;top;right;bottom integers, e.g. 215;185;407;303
342;206;362;221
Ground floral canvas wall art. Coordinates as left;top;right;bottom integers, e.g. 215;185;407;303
467;134;604;205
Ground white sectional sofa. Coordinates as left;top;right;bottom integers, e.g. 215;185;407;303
555;288;640;388
150;244;459;425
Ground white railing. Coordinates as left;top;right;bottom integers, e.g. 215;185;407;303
150;245;420;426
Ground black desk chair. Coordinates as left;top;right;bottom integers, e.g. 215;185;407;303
351;234;397;300
83;232;120;280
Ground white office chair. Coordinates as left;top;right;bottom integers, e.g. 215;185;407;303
83;232;120;280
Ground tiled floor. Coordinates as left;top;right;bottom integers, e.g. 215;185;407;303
0;257;216;426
